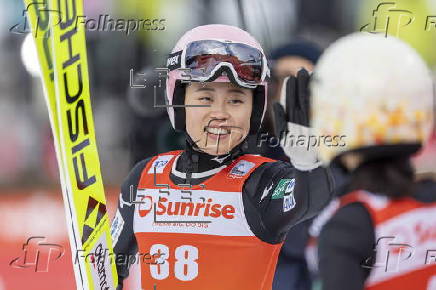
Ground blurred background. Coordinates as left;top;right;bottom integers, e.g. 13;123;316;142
0;0;435;289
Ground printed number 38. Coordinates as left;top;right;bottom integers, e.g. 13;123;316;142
150;244;199;281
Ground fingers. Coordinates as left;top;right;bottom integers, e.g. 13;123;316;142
273;102;288;138
279;76;291;108
286;76;297;123
296;69;310;126
277;69;311;127
296;68;309;109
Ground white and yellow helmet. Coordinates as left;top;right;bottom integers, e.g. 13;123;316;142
311;33;434;164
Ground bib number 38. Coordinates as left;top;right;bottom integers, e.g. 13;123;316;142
150;244;199;281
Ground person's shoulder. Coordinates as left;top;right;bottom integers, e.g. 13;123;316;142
122;158;151;187
319;202;374;254
320;200;374;245
329;202;373;228
128;150;184;178
130;157;152;174
243;156;295;192
246;156;293;174
155;150;184;157
238;153;277;164
239;154;294;182
414;179;436;203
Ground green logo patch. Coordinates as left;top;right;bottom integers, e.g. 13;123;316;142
272;179;296;199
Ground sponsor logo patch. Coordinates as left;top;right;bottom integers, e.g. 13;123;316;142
82;196;106;244
133;188;253;236
283;194;296;212
272;178;295;199
260;183;273;202
110;211;124;247
166;51;182;70
147;155;173;174
167;54;179;66
228;160;255;178
138;195;236;220
89;235;114;290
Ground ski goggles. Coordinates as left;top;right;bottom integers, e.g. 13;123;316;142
167;39;269;88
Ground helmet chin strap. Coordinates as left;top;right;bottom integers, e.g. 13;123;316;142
181;133;249;184
185;132;248;158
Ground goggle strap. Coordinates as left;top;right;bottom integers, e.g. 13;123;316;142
167;51;183;71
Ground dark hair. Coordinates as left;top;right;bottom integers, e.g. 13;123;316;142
347;156;415;198
269;40;322;64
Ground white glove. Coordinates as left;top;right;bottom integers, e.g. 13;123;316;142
274;71;322;171
281;122;322;171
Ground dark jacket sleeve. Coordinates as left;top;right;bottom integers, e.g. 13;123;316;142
242;161;335;244
111;159;149;289
318;203;375;290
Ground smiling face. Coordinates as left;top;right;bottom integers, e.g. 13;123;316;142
185;82;253;156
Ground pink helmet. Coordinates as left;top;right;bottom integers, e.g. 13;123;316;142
165;24;269;134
